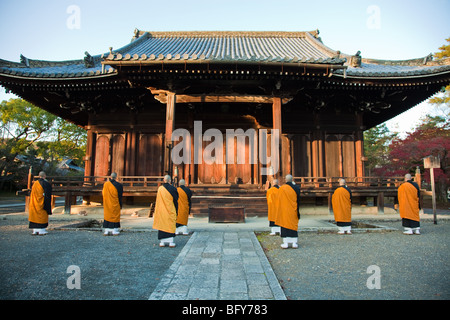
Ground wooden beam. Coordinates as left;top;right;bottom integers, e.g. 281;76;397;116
148;88;292;104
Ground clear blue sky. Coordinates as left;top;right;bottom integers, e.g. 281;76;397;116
1;0;449;133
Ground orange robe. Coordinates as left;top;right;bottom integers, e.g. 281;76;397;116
275;183;300;231
176;186;192;226
153;184;178;234
332;186;352;223
398;181;420;222
267;185;280;224
102;180;122;225
29;179;52;227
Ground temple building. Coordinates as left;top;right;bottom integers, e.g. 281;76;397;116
1;30;449;216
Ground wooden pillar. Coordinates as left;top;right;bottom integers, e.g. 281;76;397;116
377;192;384;214
24;166;33;213
312;114;324;179
328;192;333;215
84;128;95;177
272;97;282;179
164;92;176;176
125;129;137;176
64;191;72;215
355;114;365;180
338;137;343;177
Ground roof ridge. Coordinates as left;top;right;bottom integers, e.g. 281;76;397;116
134;30;320;39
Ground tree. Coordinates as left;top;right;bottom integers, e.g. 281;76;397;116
428;37;450;115
434;37;450;59
0;98;87;190
363;123;397;176
376;116;450;201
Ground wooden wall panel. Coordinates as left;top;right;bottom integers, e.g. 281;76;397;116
291;134;311;177
325;135;340;177
342;135;356;177
226;134;253;184
137;134;163;176
198;136;226;184
111;134;125;176
94;135;110;176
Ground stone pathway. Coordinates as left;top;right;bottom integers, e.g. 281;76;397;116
149;231;286;300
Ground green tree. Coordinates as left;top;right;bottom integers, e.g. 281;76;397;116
0;99;57;186
363;123;397;176
0;98;86;190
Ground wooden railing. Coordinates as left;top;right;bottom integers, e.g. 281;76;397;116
30;175;403;192
32;175;165;190
293;176;403;189
21;175;406;215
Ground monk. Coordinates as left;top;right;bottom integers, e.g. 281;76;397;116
398;173;421;235
332;178;352;235
153;175;178;247
102;172;123;236
29;171;52;235
276;175;301;249
176;179;192;235
266;179;280;235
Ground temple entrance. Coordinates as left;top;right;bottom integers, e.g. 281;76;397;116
195;132;256;184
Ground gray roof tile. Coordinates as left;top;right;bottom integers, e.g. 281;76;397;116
0;30;449;79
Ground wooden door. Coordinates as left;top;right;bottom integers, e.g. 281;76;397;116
111;134;125;176
94;135;110;176
197;135;226;184
137;134;163;176
226;133;254;184
291;134;311;177
325;134;340;177
342;135;356;177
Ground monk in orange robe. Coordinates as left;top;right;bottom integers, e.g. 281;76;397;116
29;171;52;235
398;173;421;235
176;179;192;235
153;175;178;247
102;172;123;236
275;175;300;249
332;178;352;235
266;179;280;235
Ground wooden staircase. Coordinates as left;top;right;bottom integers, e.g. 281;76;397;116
189;184;268;217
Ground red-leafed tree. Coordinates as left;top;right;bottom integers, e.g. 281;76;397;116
374;116;449;201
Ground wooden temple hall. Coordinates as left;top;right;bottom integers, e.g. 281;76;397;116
1;30;450;216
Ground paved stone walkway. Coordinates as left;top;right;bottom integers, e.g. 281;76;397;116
149;231;286;300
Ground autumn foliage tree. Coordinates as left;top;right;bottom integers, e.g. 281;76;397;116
373;116;449;200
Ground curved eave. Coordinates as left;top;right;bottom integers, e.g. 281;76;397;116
0;71;118;81
102;59;347;70
334;69;450;82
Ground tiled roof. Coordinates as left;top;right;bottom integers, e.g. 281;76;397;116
102;30;346;64
339;56;450;78
0;58;115;78
0;30;449;80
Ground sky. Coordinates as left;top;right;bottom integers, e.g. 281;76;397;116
0;0;449;134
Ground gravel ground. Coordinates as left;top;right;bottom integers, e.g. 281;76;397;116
0;218;190;300
257;220;450;300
